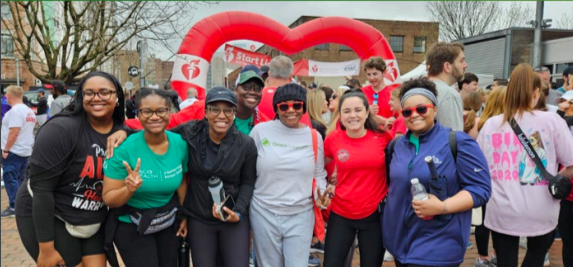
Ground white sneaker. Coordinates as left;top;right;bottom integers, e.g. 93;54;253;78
543;253;549;266
383;251;394;262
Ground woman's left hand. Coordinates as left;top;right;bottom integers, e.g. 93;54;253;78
176;218;187;237
412;194;443;219
212;204;240;223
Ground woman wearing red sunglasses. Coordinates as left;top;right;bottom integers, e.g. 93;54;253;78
383;77;491;267
249;83;329;267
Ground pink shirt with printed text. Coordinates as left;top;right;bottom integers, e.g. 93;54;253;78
477;110;573;237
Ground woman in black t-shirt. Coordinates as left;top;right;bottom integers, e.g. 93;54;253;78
15;72;125;267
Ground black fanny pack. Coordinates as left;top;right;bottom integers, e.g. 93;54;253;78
509;118;572;200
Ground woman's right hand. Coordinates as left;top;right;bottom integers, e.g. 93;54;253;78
37;243;65;267
106;130;128;159
123;159;142;193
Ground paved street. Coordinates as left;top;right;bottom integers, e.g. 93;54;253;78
1;188;565;267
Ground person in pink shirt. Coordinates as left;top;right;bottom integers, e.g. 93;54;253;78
477;64;573;267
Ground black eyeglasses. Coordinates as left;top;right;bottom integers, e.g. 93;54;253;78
83;89;116;100
401;104;434;118
276;101;304;112
138;108;170;118
239;84;263;93
207;106;235;117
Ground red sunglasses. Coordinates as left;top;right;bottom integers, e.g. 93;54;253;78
401;104;434;118
277;101;304;112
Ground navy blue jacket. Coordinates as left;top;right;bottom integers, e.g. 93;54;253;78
382;123;491;266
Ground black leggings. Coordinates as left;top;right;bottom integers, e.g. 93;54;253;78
16;215;105;266
559;200;573;267
395;260;459;267
474;205;491;257
323;210;383;267
187;217;250;267
114;221;179;267
491;230;553;267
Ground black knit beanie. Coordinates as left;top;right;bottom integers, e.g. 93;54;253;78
273;83;307;113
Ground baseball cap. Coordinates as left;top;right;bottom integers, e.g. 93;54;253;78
557;90;573;103
51;80;67;93
241;65;263;76
237;70;265;88
260;65;270;74
206;87;237;106
309;82;318;89
37;89;45;93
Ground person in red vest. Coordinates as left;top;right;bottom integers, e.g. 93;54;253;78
258;55;312;127
361;57;398;126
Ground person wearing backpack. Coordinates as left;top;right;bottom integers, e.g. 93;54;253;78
477;64;573;267
383;77;491;267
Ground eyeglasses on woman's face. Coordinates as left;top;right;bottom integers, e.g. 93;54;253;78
138;108;170;118
276;101;304;112
83;89;116;101
401;104;434;118
207;106;236;117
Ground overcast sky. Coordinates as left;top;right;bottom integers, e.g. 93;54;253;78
154;1;572;60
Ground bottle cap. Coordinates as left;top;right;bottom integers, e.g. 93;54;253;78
410;178;419;184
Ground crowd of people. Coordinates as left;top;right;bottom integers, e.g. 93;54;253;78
1;40;572;267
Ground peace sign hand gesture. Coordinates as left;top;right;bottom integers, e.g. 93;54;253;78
316;186;332;210
123;158;142;193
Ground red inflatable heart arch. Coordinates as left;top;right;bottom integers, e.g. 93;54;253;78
172;11;398;100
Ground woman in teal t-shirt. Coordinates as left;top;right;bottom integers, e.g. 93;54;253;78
103;89;189;267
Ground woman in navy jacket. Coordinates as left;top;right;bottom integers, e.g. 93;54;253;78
383;77;491;267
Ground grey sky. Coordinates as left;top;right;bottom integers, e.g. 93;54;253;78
154;1;572;60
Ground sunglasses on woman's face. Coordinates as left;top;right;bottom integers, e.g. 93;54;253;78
331;94;338;100
277;101;304;112
401;104;434;118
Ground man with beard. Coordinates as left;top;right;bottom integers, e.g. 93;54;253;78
426;42;468;131
234;70;268;135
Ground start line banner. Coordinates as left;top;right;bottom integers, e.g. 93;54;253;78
224;44;270;68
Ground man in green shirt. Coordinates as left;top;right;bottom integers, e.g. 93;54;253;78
234;70;267;135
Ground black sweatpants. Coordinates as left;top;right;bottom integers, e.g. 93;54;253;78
187;217;250;267
16;215;105;267
114;221;179;267
491;230;554;267
559;200;573;267
323;210;383;267
474;205;491;257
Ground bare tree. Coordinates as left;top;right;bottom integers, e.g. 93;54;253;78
1;1;212;84
427;1;535;41
427;2;502;41
555;4;573;29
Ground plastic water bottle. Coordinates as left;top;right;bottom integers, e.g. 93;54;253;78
411;178;433;220
208;176;225;208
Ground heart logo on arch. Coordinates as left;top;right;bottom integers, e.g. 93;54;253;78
181;60;201;81
172;11;398;100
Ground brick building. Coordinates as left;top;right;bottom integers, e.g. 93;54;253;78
113;50;174;92
228;15;439;88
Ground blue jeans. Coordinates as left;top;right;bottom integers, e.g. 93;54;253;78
2;152;29;209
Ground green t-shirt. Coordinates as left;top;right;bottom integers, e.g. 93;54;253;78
235;116;254;135
104;131;189;223
408;133;420;170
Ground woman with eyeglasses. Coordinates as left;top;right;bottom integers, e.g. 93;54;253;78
15;72;125;267
106;87;257;267
477;64;573;267
320;89;392;267
101;88;189;267
383;77;491;267
249;83;328;267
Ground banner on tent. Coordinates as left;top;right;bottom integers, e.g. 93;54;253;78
224;44;271;67
306;59;360;77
